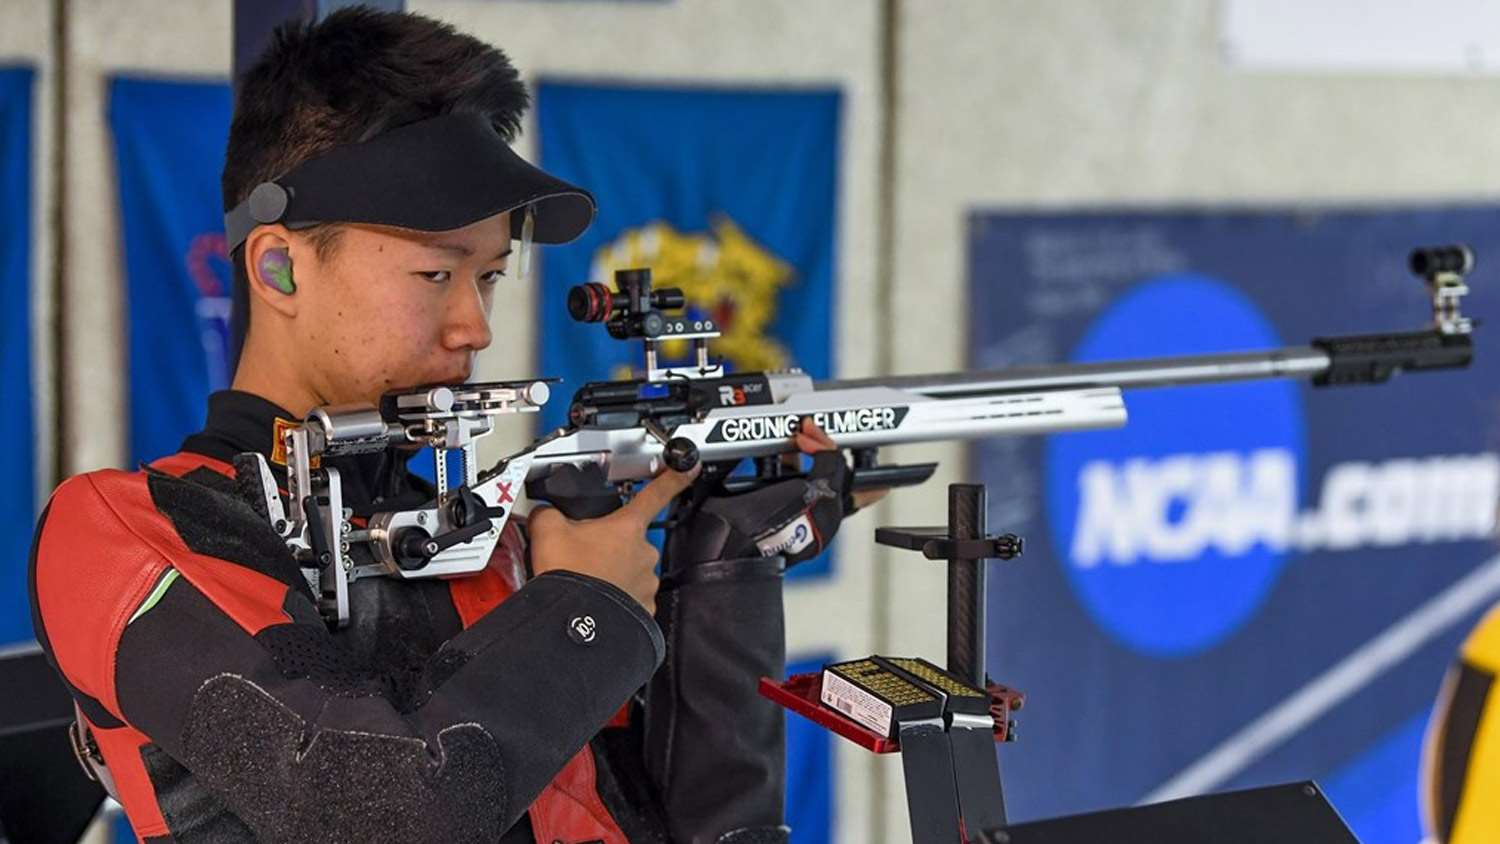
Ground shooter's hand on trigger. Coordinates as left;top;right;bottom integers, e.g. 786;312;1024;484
665;416;878;570
791;417;889;511
528;464;700;613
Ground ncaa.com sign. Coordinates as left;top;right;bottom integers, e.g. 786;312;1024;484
1071;449;1498;565
1044;275;1499;657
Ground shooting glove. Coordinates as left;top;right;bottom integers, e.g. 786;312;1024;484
666;449;854;570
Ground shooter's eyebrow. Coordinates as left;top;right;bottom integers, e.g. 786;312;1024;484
424;242;513;261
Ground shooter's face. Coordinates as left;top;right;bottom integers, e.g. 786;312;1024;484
292;211;512;407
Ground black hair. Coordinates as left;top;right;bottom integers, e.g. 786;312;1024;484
223;6;529;369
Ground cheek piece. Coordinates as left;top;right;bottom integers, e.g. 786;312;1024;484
258;249;296;295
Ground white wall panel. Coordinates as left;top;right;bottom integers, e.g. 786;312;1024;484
1223;0;1500;74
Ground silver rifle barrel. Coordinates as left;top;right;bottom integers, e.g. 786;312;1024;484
817;346;1332;397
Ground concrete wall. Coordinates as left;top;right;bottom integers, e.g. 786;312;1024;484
17;0;1500;841
57;0;231;473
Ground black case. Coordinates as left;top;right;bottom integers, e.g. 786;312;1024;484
979;781;1359;844
0;647;105;844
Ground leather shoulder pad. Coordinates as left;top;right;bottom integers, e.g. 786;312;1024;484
34;470;175;718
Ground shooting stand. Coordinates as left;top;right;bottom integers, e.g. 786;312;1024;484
760;483;1023;843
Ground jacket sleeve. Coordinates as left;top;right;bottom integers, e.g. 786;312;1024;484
31;468;664;844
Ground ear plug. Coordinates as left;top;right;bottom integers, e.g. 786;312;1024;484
259;248;296;294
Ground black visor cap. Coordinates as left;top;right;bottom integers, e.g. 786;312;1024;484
225;112;595;251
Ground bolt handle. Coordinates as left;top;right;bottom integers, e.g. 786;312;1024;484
663;437;700;473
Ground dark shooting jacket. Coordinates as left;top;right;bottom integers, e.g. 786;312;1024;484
30;390;787;844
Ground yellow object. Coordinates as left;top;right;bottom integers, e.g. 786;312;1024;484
1425;604;1500;842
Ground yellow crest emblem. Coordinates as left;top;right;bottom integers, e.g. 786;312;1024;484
588;216;795;373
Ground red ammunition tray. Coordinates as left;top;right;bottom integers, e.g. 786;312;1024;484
758;671;1024;755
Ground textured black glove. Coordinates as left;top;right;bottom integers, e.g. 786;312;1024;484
664;449;853;572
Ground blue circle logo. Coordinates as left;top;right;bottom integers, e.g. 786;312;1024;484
1045;274;1306;657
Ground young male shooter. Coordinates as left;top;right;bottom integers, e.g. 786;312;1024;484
30;9;877;844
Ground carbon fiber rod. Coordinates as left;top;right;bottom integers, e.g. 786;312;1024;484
947;484;987;687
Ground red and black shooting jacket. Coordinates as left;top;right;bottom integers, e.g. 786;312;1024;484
30;391;681;843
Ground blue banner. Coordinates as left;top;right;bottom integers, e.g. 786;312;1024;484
535;80;840;582
109;77;234;466
0;66;34;645
537;81;841;841
969;207;1500;842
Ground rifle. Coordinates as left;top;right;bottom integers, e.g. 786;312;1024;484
249;246;1479;627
